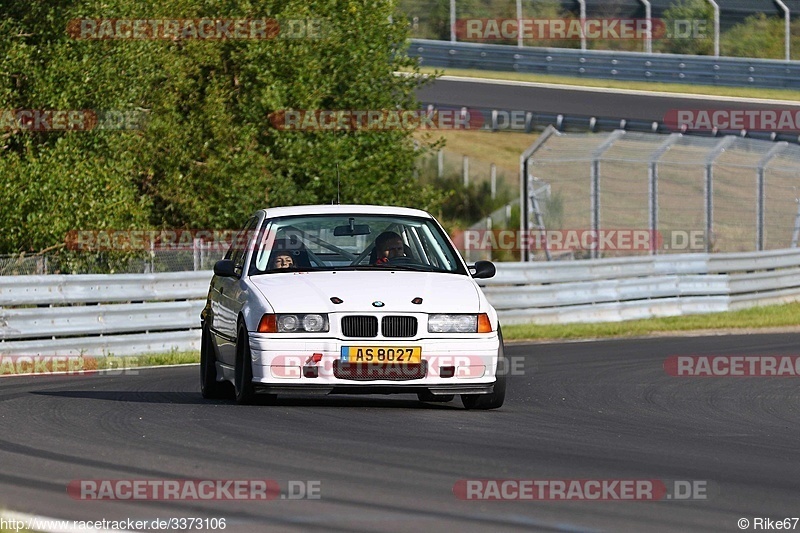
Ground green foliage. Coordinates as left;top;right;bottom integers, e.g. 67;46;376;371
1;0;443;260
414;152;514;230
720;13;800;60
655;0;714;55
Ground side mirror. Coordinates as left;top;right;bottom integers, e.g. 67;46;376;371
470;260;496;279
213;259;238;278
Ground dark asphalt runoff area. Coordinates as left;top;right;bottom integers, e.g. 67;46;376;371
2;333;800;532
415;77;800;122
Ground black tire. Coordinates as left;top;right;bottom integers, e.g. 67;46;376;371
461;331;507;410
234;324;257;405
417;390;455;403
200;324;229;399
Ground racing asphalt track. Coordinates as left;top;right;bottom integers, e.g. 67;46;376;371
415;76;800;122
2;333;800;532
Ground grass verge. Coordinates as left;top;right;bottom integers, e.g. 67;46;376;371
415;66;800;102
503;302;800;342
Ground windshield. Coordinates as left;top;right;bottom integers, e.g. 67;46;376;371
249;214;467;275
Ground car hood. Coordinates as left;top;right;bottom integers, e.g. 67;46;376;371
249;270;482;314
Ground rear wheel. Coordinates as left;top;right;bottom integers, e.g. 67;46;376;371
234;324;257;404
461;331;507;410
200;324;229;399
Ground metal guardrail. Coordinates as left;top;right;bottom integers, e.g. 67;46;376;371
481;248;800;324
0;271;211;356
4;249;800;355
410;39;800;90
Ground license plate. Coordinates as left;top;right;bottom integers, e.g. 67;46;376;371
340;346;421;363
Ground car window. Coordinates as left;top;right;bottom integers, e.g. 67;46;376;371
249;214;466;275
225;216;258;276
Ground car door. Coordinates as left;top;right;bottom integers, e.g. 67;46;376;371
211;216;258;366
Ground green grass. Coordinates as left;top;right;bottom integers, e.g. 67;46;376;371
503;302;800;341
90;350;200;371
415;66;800;102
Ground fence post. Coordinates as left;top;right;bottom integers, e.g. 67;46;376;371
757;142;788;250
462;155;469;187
639;0;652;54
193;238;201;271
437;150;443;178
707;0;720;57
705;136;735;253
490;163;497;199
775;0;791;61
649;133;682;255
591;131;625;259
450;0;456;42
519;125;560;261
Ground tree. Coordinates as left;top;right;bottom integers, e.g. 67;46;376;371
0;0;442;264
657;0;714;55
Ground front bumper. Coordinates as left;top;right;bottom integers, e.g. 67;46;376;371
248;334;501;393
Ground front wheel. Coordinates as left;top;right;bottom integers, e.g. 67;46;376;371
461;331;507;410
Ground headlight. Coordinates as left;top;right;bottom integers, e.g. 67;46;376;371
258;314;329;333
302;314;327;332
427;313;493;333
428;314;476;333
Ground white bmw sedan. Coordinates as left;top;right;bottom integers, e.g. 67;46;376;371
200;205;506;409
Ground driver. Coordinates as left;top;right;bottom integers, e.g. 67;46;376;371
372;231;405;265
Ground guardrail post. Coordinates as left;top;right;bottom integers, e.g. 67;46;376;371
591;130;626;259
705;136;735;253
757;142;788;250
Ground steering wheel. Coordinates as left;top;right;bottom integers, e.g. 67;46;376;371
385;256;419;266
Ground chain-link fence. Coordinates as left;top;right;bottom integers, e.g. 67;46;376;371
521;126;800;260
0;243;225;275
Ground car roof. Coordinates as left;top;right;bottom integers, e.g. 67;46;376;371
258;204;434;219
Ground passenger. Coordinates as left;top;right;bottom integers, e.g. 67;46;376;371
269;250;295;269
